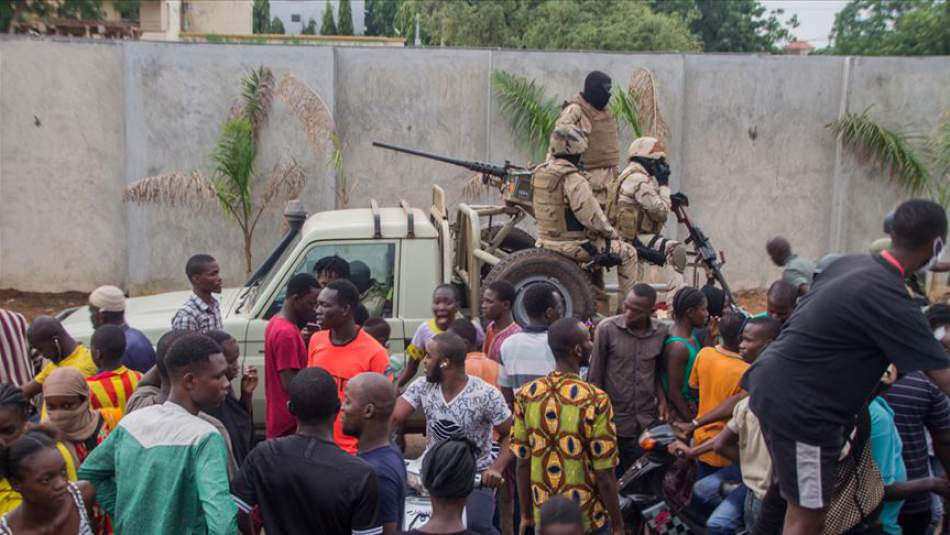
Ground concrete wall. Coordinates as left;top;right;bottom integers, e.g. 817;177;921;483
2;37;948;294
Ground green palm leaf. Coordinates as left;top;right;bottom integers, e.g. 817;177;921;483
609;87;643;139
491;70;560;162
828;109;931;195
210;117;257;227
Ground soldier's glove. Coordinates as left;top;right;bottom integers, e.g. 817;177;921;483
592;251;623;269
656;173;670;187
670;192;689;209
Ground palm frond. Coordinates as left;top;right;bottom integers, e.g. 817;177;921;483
828;109;931;194
329;131;351;207
250;159;307;234
609;87;643;139
275;72;337;161
491;70;560;163
123;171;215;207
628;68;670;143
210;117;257;224
240;66;275;136
931;111;950;180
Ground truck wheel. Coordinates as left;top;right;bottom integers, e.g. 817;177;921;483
480;225;535;254
483;248;597;323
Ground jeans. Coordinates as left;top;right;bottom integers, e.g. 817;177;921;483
466;487;499;535
744;492;763;532
692;463;747;535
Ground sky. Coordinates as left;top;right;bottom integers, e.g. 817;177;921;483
762;0;849;48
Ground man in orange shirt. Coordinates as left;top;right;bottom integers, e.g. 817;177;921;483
87;324;142;416
308;279;389;454
450;318;500;390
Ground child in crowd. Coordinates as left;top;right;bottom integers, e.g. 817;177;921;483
539;495;585;535
87;324;142;416
363;317;391;348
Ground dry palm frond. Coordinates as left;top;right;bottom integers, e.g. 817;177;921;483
828;108;931;194
462;173;488;200
609;87;643;139
123;171;215;207
241;66;275;135
491;70;560;163
251;159;306;234
931;111;950;181
275;72;337;161
628;68;670;143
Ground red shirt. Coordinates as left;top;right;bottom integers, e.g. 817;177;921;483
308;328;390;454
264;315;308;439
483;321;522;363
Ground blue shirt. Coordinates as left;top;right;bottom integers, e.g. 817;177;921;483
869;396;907;534
358;443;406;527
121;324;156;373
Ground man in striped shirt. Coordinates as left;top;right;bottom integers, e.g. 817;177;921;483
87;325;142;416
0;308;34;387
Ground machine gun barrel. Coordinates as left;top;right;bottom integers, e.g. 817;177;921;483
373;141;512;178
673;204;738;311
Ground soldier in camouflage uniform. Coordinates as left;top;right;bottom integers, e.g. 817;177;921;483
555;71;619;208
607;137;687;305
533;125;638;304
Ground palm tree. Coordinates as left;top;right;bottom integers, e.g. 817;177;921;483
125;66;336;274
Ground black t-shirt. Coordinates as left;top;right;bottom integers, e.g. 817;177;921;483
205;393;253;466
400;531;479;535
231;434;380;535
743;254;950;446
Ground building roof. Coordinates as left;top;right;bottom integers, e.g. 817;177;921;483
786;40;815;51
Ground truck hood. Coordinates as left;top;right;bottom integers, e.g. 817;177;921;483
61;288;245;343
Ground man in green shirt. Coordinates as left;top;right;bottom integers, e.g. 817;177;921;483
78;333;235;534
766;236;817;296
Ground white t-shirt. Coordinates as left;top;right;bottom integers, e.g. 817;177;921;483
402;375;511;471
498;328;556;390
727;397;771;499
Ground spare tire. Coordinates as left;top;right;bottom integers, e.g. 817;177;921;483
480;225;535;254
483;248;597;323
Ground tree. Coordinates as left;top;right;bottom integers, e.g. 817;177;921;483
394;0;698;51
253;0;270;33
270;15;285;34
830;0;948;56
365;0;399;36
320;1;337;35
652;0;799;52
2;0;103;32
338;0;354;35
302;17;317;35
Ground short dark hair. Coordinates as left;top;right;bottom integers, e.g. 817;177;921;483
632;283;657;304
325;279;361;311
701;284;726;318
672;287;706;319
185;254;216;281
0;426;59;481
362;317;391;339
431;332;468;365
91;324;126;362
767;280;799;307
523;282;558;319
448;318;478;348
746;316;781;341
165;334;223;380
926;304;950;329
486;280;516;306
548;317;586;359
540;495;583;529
205;329;235;346
287;272;320;298
891;199;948;250
314;255;350;279
155;330;190;380
355;303;370;326
434;283;460;303
289;367;340;423
719;312;745;349
0;384;29;419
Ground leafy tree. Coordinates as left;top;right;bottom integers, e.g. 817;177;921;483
365;0;399;36
253;0;270;33
338;0;354;35
830;0;948;56
113;0;140;23
270;15;285;34
652;0;798;52
302;17;317;35
320;1;337;35
2;0;103;32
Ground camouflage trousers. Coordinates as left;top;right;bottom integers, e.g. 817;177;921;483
539;238;638;310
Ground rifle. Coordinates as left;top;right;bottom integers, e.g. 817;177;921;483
672;198;738;311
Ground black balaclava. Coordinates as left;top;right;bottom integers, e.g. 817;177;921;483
582;71;612;110
632;156;671;184
556;153;582;166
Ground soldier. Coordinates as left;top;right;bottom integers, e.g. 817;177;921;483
533;126;638;306
556;71;619;208
607;137;688;306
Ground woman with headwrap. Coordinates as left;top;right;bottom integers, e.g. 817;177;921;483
43;367;119;535
409;438;480;535
0;383;77;515
661;287;709;422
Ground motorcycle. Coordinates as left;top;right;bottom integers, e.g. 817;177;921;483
619;423;739;534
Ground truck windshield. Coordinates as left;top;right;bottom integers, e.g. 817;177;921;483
242;234;301;312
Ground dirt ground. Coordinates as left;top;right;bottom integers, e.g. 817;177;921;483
1;287;769;323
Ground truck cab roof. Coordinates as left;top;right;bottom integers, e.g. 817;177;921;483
301;207;439;241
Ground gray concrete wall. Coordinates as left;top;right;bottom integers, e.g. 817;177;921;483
2;37;948;293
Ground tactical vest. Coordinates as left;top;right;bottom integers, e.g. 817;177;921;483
606;162;662;239
570;94;620;170
532;160;588;241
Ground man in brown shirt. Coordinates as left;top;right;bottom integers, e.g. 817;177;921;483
588;283;668;473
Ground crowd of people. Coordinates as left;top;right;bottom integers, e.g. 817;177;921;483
0;198;949;535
